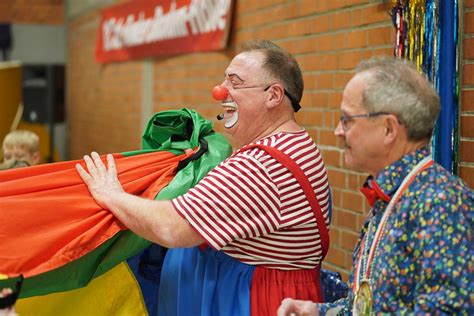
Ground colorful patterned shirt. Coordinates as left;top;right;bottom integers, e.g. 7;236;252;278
319;146;473;315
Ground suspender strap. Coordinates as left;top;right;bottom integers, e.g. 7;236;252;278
239;144;330;259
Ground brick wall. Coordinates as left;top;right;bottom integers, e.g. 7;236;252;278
462;2;474;188
68;10;143;157
66;0;472;281
0;0;63;24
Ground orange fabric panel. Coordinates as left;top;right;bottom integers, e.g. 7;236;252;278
0;151;187;278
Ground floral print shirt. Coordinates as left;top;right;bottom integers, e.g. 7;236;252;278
319;146;473;315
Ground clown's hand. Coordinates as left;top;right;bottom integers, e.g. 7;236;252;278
76;152;125;210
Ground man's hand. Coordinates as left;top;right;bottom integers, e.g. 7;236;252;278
0;288;18;316
277;298;319;316
75;152;124;209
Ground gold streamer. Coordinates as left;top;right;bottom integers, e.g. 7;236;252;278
408;0;425;71
408;1;415;61
417;0;425;71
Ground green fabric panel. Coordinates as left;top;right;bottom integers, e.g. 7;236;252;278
3;109;231;298
15;232;149;298
146;108;233;198
141;108;215;154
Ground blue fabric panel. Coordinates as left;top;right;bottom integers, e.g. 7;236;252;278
127;245;168;316
158;246;255;316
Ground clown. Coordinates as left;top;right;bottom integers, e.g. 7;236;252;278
77;40;331;316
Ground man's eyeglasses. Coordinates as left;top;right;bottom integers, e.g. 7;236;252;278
264;85;301;112
233;84;301;112
339;111;390;131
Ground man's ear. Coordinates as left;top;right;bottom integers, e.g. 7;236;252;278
266;84;285;109
383;114;401;144
31;151;41;165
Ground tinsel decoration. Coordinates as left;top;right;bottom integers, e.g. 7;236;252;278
391;0;459;173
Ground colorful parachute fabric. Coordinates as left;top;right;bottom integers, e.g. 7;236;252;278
1;150;182;279
0;108;232;315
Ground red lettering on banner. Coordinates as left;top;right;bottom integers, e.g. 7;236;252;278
96;0;233;63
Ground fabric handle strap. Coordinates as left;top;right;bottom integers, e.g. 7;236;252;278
240;144;330;259
176;138;208;171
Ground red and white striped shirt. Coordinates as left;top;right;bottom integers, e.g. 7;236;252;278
172;130;330;270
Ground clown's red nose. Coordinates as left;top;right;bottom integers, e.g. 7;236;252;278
211;85;229;101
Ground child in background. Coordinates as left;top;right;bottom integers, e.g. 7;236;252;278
2;130;40;167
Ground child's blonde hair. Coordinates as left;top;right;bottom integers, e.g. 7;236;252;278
2;130;40;153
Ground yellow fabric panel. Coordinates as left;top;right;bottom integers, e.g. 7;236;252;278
16;262;148;316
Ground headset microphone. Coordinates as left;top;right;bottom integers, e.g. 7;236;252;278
212;86;229;121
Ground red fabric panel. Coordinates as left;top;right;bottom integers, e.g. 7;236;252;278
0;151;186;278
250;267;323;316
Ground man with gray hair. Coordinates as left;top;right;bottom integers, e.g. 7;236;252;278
278;56;473;315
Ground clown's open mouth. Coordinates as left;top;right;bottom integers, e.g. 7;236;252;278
221;101;238;129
